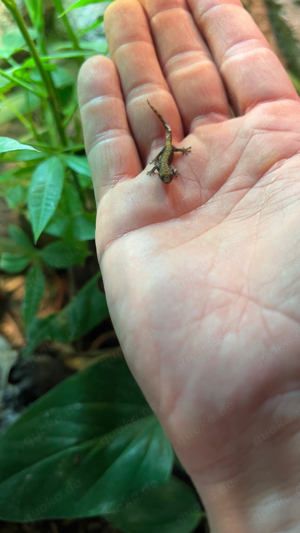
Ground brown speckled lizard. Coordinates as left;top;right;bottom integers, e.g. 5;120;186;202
147;100;191;184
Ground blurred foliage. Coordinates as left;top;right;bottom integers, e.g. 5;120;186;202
0;0;203;531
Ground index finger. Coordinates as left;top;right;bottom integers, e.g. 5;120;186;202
78;56;142;203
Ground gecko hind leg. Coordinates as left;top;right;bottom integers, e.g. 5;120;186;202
147;164;160;175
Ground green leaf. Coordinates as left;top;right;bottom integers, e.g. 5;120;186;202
40;241;90;268
43;212;70;239
76;39;108;52
28;157;65;242
107;477;203;533
0;237;29;254
5;186;28;209
0;49;20;60
0;75;12;90
0;356;173;521
60;0;113;16
48;40;105;52
23;273;108;356
0;65;46;99
2;30;25;50
73;213;95;240
0;137;38;154
0;150;46;162
25;64;57;86
9;225;33;249
21;51;100;65
45;213;95;241
0;91;41;127
77;174;93;189
0;253;31;273
52;67;74;88
23;263;45;328
77;17;104;37
60;181;83;215
44;182;95;241
23;0;44;33
1;29;37;54
61;154;91;177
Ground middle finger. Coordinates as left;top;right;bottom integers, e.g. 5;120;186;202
139;0;232;129
104;0;231;165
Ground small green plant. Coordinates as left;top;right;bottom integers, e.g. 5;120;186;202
0;0;109;351
0;1;203;531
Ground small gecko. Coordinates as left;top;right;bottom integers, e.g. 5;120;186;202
147;100;191;184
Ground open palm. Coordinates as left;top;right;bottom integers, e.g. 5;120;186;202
78;0;300;529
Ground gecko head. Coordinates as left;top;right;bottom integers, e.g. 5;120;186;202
160;171;174;184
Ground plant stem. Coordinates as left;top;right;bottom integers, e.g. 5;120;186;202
62;98;78;128
61;144;85;153
2;0;68;147
0;68;47;99
29;141;58;152
51;0;83;62
24;92;44;143
69;168;87;209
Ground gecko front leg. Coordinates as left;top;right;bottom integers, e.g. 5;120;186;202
172;146;192;155
170;165;179;177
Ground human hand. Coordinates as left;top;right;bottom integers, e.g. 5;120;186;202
78;0;300;530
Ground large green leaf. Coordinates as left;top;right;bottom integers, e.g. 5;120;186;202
40;240;90;268
0;136;38;154
61;154;91;177
22;262;46;328
45;212;95;241
23;273;108;356
5;186;28;209
45;182;95;241
1;28;37;52
1;30;25;52
0;29;37;58
28;157;65;242
0;150;46;162
107;477;203;533
0;237;30;254
9;225;33;249
0;253;31;273
0;356;173;521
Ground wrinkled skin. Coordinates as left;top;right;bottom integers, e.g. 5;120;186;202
78;0;300;530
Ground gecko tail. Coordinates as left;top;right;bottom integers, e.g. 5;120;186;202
147;100;170;132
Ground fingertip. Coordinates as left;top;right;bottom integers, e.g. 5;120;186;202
78;56;117;110
104;0;149;58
